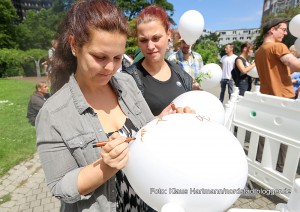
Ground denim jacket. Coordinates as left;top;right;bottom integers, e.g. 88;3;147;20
36;73;154;211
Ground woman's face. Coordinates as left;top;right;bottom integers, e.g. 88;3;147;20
72;29;126;87
245;47;253;56
137;20;170;63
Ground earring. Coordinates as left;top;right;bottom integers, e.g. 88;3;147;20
71;49;76;56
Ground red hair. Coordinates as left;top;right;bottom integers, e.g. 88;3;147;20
135;5;170;33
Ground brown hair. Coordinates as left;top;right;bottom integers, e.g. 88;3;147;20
50;0;129;94
240;42;254;52
135;5;170;36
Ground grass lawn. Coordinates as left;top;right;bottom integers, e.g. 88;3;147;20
0;78;37;177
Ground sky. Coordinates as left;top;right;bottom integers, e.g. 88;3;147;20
169;0;264;31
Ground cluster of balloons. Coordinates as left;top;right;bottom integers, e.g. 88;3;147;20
123;91;248;211
290;14;300;52
123;112;248;212
179;11;222;90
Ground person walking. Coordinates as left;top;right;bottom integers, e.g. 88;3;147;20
219;43;237;102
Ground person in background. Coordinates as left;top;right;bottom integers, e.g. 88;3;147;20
123;5;193;116
168;38;204;90
255;18;300;172
291;72;300;98
255;18;300;98
36;1;191;211
219;43;237;102
27;82;49;126
289;45;300;98
233;42;256;96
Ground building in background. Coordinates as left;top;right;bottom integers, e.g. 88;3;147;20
11;0;53;21
216;28;260;46
263;0;300;17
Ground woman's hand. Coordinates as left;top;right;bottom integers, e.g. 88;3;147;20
100;132;129;170
156;102;195;119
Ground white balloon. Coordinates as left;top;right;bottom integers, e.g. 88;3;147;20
247;66;259;78
172;90;225;125
289;14;300;38
294;38;300;53
199;63;222;90
161;203;185;212
123;113;248;212
178;10;204;45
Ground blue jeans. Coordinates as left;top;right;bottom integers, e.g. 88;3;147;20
238;78;252;96
219;79;233;102
238;79;249;96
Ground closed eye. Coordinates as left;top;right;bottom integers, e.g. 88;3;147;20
139;39;148;43
152;36;161;42
93;55;105;61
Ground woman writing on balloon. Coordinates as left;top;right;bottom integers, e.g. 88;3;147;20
233;42;256;96
36;1;192;211
123;5;193;116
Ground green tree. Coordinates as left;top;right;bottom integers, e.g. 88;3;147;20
199;32;220;43
219;41;243;57
52;0;76;13
116;0;175;24
194;41;219;64
0;49;25;77
15;9;60;50
0;0;18;48
24;49;48;77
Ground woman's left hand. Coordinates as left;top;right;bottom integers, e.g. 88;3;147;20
157;102;195;119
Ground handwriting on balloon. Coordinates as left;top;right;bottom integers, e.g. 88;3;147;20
156;117;167;125
141;129;147;142
196;114;211;122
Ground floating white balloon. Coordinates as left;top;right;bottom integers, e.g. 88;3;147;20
123;113;248;212
289;14;300;38
199;63;222;90
294;38;300;53
247;66;259;78
178;10;204;45
172;90;225;125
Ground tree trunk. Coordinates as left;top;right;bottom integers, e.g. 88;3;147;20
29;56;41;77
35;59;41;77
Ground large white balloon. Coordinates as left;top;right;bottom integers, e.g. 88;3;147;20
198;63;222;90
247;66;259;78
172;90;225;125
289;14;300;38
123;113;248;212
294;38;300;52
178;10;204;45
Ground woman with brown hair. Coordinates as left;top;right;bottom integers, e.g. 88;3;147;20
36;0;163;211
234;42;256;96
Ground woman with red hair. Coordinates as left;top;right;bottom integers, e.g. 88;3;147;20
123;5;193;116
